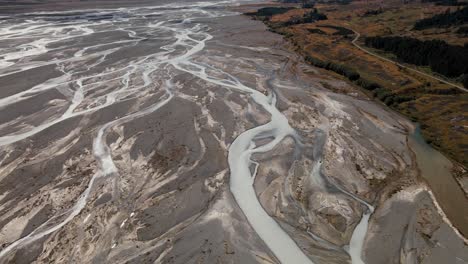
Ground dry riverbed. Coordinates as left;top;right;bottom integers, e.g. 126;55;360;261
0;1;466;263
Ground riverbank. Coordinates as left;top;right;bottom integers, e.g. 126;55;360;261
241;1;468;173
243;0;468;232
239;1;468;262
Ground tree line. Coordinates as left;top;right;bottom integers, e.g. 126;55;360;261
421;0;467;6
247;7;327;26
246;7;294;17
281;9;327;26
304;55;418;106
414;6;468;29
364;36;468;84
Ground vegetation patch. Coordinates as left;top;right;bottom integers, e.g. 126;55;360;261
317;25;354;35
421;0;468;6
305;55;415;107
281;9;328;26
413;6;468;29
456;26;468;35
247;7;327;27
245;7;295;19
305;55;359;80
308;28;327;34
363;8;384;17
364;36;468;83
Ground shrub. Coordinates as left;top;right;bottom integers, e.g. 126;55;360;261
392;95;415;104
305;55;359;81
355;78;380;90
461;74;468;88
456;26;468;35
248;7;295;17
373;88;391;100
283;9;327;26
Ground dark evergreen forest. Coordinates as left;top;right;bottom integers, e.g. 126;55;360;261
365;36;468;84
414;6;468;29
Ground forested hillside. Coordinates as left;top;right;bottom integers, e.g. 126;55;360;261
365;36;468;83
414;6;468;29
